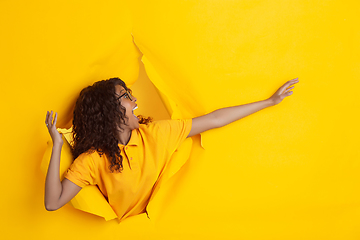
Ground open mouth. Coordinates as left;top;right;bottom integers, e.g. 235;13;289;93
132;105;139;120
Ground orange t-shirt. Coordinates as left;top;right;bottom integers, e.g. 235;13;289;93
64;119;192;221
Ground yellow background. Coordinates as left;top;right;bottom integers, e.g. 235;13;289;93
1;0;359;239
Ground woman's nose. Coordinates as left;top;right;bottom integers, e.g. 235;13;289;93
132;95;137;102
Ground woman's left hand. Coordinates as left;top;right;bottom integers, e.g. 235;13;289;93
45;111;63;146
268;78;299;106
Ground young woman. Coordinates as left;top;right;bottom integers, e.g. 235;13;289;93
45;77;299;221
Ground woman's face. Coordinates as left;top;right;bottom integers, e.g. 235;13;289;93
115;84;139;130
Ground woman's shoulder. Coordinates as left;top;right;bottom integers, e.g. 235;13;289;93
139;119;186;128
138;119;191;136
138;120;171;132
74;148;104;164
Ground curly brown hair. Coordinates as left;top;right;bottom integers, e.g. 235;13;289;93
71;77;152;172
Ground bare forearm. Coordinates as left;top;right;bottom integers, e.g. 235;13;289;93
188;79;298;137
44;143;63;210
212;99;274;128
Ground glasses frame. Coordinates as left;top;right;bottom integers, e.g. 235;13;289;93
116;89;133;101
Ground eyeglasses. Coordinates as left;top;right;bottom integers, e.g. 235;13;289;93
116;89;133;101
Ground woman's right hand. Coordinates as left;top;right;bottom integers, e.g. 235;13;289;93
267;78;299;106
44;111;81;211
45;111;63;146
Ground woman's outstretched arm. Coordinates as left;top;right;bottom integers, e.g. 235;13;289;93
187;78;299;137
44;111;81;211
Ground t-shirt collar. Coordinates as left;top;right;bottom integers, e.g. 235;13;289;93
125;129;139;146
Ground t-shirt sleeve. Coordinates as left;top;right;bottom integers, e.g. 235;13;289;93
157;119;192;154
64;152;97;188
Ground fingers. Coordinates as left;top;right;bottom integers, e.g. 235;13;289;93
49;110;53;125
53;112;58;127
281;78;299;95
45;111;52;127
287;78;299;87
285;86;295;93
45;111;58;128
45;111;49;126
